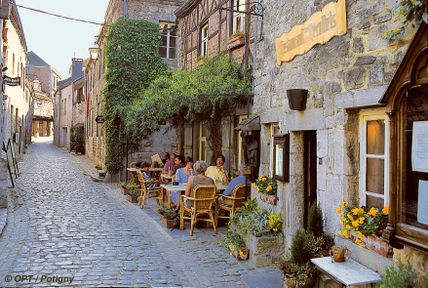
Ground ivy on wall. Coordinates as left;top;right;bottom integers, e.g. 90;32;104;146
125;55;252;157
382;0;427;40
104;18;167;175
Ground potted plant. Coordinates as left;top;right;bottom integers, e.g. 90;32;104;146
278;229;322;288
307;203;334;256
158;207;178;229
336;201;392;257
126;183;139;203
120;181;128;195
378;262;424;288
255;176;278;205
219;232;249;260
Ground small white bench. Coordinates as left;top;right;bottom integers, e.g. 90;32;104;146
311;257;382;287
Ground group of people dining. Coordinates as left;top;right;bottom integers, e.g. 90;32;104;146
136;152;249;211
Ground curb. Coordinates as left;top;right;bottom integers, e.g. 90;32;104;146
0;207;7;238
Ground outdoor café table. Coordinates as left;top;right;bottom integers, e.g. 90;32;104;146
161;183;229;208
310;257;382;287
126;167;141;172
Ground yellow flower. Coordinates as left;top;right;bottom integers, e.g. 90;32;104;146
356;231;364;237
266;186;272;192
338;230;343;235
368;207;378;216
347;214;354;221
352;221;359;227
355;238;363;245
340;221;344;226
336;207;342;214
258;176;263;181
239;250;244;258
340;201;349;207
346;224;351;230
382;206;389;215
341;216;346;221
343;230;349;238
358;217;365;224
352;208;360;215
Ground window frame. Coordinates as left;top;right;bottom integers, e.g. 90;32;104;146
231;0;246;35
273;134;289;182
359;111;390;209
159;21;176;59
199;23;209;57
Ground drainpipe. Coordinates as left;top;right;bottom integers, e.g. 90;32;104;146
123;0;127;18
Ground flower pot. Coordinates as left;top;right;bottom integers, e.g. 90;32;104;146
162;217;177;229
330;245;349;262
287;89;308;111
121;186;128;195
227;244;249;261
259;193;278;205
126;195;138;203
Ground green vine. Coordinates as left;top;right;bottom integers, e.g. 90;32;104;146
125;54;252;151
103;18;167;175
382;0;426;40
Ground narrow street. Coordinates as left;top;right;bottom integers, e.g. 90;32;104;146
0;138;279;287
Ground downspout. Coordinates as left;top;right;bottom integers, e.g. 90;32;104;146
123;0;127;18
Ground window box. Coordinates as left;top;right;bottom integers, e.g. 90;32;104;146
227;33;245;49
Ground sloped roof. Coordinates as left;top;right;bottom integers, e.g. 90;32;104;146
71;58;84;82
27;51;49;67
58;77;72;89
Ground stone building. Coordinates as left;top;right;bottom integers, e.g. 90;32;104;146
85;0;181;169
2;2;31;157
175;0;259;171
251;0;427;282
31;79;53;137
26;52;60;138
54;58;83;149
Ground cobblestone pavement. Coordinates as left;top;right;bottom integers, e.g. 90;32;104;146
0;138;281;287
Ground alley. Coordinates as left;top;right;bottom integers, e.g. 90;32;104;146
0;138;277;287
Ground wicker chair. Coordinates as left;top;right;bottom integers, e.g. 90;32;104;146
129;161;138;184
179;184;217;236
136;170;163;208
217;183;249;223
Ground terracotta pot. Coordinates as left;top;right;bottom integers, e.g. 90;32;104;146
162;217;177;229
330;245;349;262
126;195;138;203
121;186;127;195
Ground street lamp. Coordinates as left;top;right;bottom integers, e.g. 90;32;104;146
89;44;99;60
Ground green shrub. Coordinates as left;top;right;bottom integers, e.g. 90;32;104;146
307;203;323;237
158;207;177;220
377;262;419;288
219;232;245;251
126;183;140;197
290;229;323;265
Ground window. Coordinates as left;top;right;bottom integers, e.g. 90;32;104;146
359;112;389;209
232;0;246;35
200;23;209;57
199;122;207;161
273;135;289;182
159;22;176;59
269;123;280;177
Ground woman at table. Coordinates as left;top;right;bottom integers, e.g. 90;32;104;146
184;160;214;207
161;152;176;183
170;157;197;209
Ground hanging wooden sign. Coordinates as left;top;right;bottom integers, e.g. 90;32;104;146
275;0;347;64
3;75;21;86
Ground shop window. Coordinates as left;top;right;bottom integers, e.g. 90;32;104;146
200;23;209;57
359;113;389;209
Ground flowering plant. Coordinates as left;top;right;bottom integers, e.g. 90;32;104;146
337;201;389;247
256;176;277;195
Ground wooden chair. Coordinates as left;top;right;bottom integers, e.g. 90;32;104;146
129;161;138;184
136;170;163;208
217;183;249;223
179;184;217;236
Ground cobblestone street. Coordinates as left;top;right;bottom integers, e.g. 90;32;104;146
0;138;281;287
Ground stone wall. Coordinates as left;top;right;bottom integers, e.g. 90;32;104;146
394;246;428;286
252;0;423;269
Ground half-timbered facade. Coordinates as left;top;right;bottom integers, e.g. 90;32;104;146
175;0;261;174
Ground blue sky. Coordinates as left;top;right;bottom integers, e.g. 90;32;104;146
17;0;109;78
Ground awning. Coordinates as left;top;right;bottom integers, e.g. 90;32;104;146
235;115;260;131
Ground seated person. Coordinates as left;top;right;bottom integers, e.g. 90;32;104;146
141;162;160;189
170;157;197;208
184;160;215;208
205;154;229;185
222;164;249;196
171;155;185;175
162;152;176;183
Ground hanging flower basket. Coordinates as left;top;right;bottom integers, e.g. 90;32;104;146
287;89;308;110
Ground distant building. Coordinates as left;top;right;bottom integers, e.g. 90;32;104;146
31;79;53;137
26;51;61;98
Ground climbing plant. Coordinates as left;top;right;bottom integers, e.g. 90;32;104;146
382;0;427;40
125;54;252;157
104;18;167;174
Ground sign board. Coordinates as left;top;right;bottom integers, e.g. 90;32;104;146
3;76;21;86
95;115;105;124
275;0;347;64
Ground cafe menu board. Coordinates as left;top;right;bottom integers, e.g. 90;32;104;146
412;121;428;173
418;180;428;226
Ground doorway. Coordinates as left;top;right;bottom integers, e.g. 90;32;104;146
303;130;317;228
